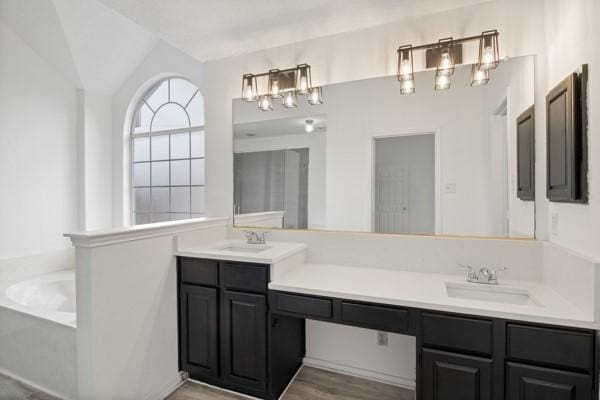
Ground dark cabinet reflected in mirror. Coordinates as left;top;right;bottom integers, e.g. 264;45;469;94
233;56;536;239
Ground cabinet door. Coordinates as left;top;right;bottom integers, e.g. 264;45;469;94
517;105;535;201
222;290;267;391
506;362;592;400
180;285;219;379
421;348;493;400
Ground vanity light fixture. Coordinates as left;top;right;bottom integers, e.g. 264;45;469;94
478;30;500;70
241;63;323;111
282;90;297;108
241;74;258;102
395;30;500;93
397;45;415;94
304;119;315;133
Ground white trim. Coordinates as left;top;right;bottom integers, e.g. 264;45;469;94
64;217;228;248
144;374;186;400
0;366;74;400
303;357;416;390
186;379;262;399
369;129;442;235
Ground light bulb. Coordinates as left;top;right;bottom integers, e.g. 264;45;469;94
271;81;280;97
435;74;450;90
308;87;323;105
481;46;494;69
299;76;308;92
400;59;412;78
283;91;297;108
471;66;489;86
304;119;314;133
257;95;273;111
439;53;452;74
401;79;415;94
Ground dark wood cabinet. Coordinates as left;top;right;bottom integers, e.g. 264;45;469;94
506;362;592;400
222;290;267;391
546;66;588;203
421;348;493;400
517;105;535;201
179;284;219;379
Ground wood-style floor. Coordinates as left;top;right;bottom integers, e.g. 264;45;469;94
0;374;58;400
167;366;415;400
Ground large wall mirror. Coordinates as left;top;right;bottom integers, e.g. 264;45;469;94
232;56;536;239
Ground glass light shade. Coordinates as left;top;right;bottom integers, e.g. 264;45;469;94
304;119;315;133
308;87;323;105
257;95;273;111
470;65;490;86
400;79;415;94
282;91;297;108
478;30;500;70
268;69;282;98
435;74;451;91
296;64;312;94
436;38;455;76
241;74;257;102
397;45;414;82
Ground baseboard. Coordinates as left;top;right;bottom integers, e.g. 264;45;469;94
303;357;416;390
146;373;185;400
0;366;74;400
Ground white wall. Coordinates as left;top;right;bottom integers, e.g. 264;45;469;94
542;0;600;259
0;20;79;259
234;132;327;228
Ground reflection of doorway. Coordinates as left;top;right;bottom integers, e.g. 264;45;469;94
373;134;435;234
233;148;309;229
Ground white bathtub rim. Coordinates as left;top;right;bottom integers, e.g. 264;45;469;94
0;269;76;328
0;365;75;400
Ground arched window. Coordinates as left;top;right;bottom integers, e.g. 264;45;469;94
130;77;205;225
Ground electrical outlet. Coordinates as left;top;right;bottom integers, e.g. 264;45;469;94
377;331;388;346
551;212;559;236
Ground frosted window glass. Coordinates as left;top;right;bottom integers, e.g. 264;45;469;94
171;160;190;185
191;186;206;214
151;213;171;223
151;135;169;160
170;133;190;159
134;213;151;225
151;188;169;212
191;159;205;185
190;132;205;158
171;187;190;212
187;92;205;126
133;188;150;212
134;104;153;134
144;80;168;111
133;162;150;187
133;137;150;162
151;161;169;186
170;79;197;107
151;104;189;131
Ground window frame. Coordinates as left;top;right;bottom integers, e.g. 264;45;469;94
129;77;205;225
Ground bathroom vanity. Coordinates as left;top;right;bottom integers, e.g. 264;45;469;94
176;241;599;400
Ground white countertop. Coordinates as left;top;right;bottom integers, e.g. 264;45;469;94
175;240;307;264
269;263;596;329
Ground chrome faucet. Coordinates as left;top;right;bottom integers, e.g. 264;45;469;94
458;265;507;285
243;231;267;245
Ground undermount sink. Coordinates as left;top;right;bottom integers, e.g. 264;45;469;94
445;282;541;306
218;244;272;254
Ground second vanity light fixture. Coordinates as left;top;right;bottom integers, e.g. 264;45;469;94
397;30;500;94
242;64;323;111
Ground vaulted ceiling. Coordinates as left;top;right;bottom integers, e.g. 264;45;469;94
97;0;493;61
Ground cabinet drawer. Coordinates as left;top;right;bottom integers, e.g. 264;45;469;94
422;313;493;356
180;258;218;286
221;262;268;293
271;292;332;319
507;324;594;371
506;362;592;400
341;301;409;333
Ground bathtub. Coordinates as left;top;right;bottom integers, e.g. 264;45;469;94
0;269;78;399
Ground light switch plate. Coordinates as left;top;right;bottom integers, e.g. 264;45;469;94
377;331;388;346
